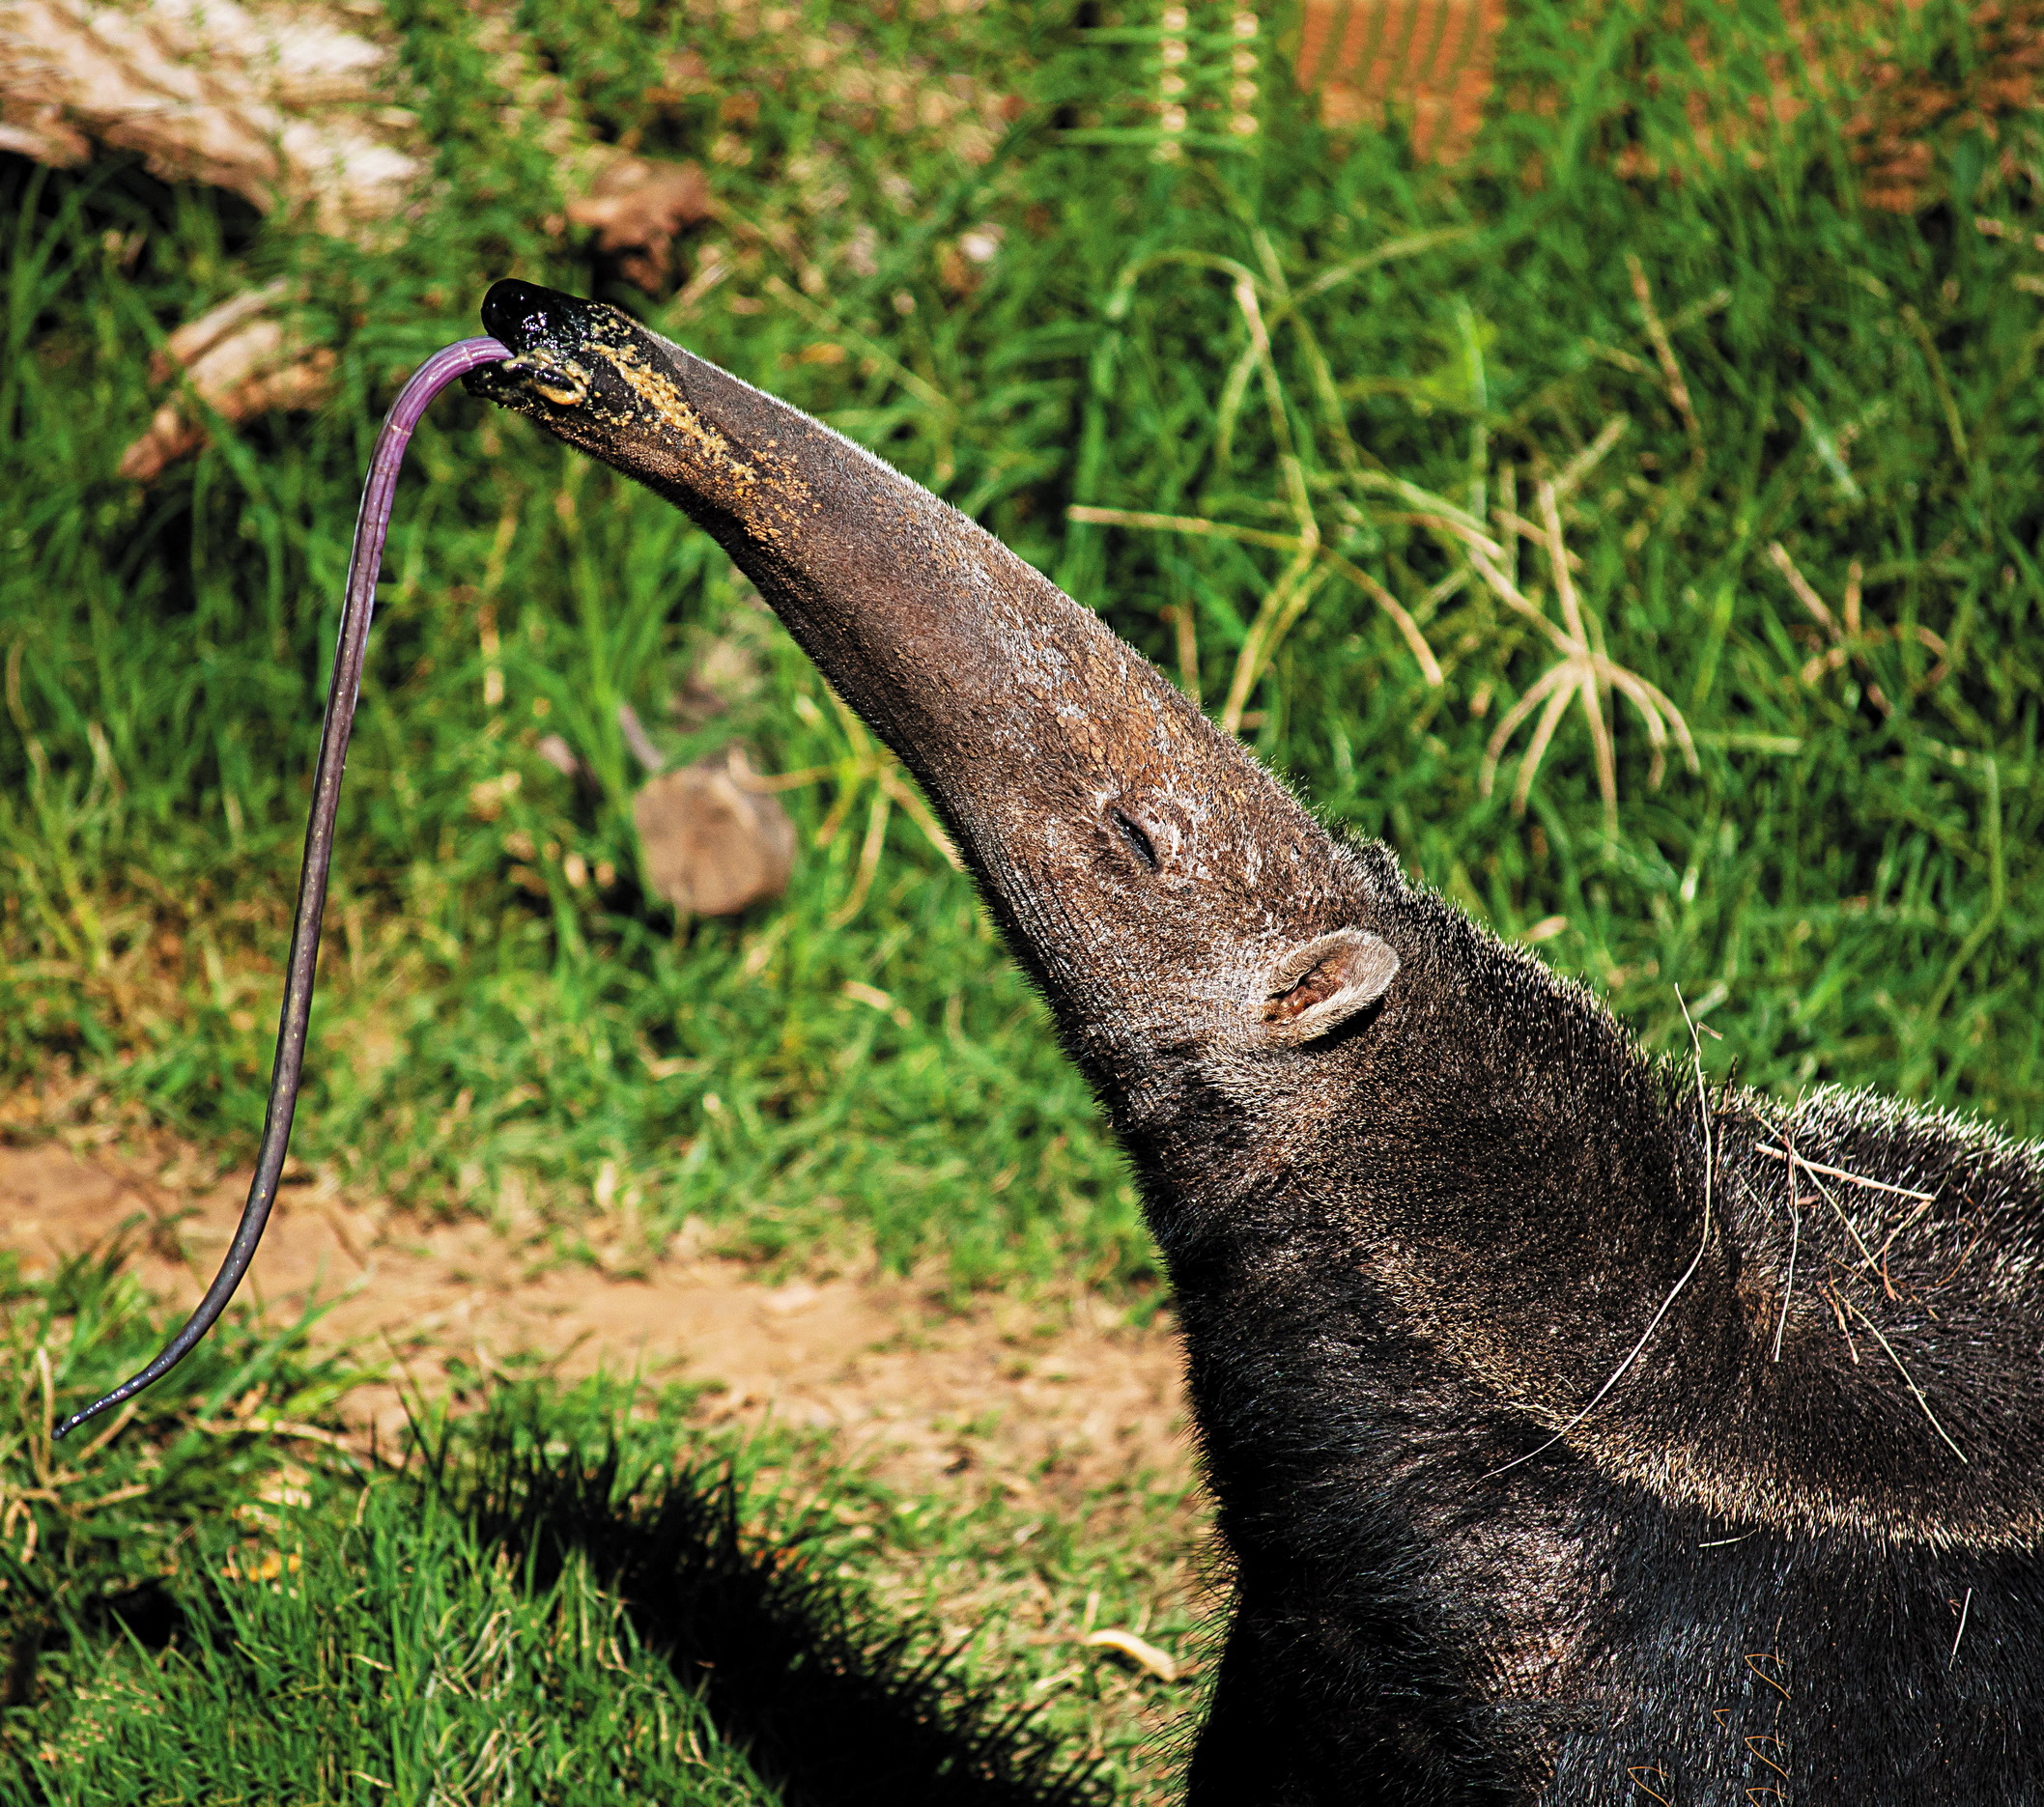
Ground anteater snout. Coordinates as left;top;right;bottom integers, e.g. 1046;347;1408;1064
479;277;588;356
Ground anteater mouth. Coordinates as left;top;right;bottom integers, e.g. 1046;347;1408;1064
466;278;605;409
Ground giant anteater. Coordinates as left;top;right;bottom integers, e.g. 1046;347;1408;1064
458;282;2041;1803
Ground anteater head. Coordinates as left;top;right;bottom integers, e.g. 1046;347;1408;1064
468;280;1407;1167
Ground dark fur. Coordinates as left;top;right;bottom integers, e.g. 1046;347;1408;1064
469;281;2044;1803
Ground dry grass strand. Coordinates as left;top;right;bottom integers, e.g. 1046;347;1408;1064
1474;479;1697;828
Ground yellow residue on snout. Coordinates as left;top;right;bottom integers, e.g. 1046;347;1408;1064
586;321;788;503
615;353;759;485
516;314;818;529
532;369;589;408
508;348;591;409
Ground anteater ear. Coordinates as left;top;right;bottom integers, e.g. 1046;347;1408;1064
1256;929;1400;1047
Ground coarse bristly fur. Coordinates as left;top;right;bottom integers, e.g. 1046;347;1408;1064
468;280;2044;1805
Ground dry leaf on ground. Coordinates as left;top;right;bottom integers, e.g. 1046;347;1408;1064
1084;1626;1181;1683
0;0;426;236
566;154;714;292
118;280;335;481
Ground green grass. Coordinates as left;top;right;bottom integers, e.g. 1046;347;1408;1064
5;0;2044;1274
0;1264;1188;1802
14;1478;780;1807
0;1246;364;1644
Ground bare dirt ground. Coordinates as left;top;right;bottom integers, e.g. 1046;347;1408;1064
0;1121;1214;1788
0;1125;1196;1516
0;1119;1209;1782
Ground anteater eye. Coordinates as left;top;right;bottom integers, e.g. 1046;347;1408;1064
1111;808;1160;872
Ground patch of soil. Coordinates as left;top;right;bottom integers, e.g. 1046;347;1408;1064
0;1133;1196;1513
0;1124;1214;1796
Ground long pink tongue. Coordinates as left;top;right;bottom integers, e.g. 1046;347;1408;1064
57;335;511;1440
